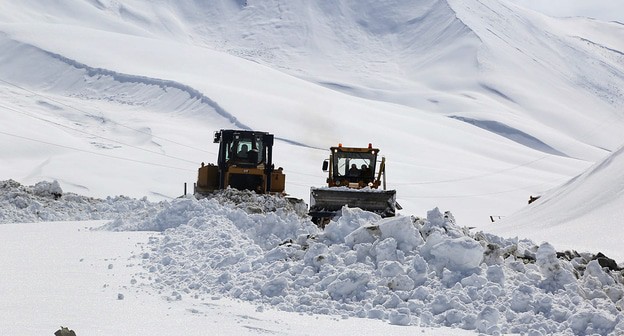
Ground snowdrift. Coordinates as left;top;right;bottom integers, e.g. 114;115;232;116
2;180;624;335
0;179;165;223
489;144;624;261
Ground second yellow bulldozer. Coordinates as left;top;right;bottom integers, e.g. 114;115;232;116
309;143;398;226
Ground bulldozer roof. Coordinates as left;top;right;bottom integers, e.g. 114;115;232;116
330;144;379;153
214;129;274;144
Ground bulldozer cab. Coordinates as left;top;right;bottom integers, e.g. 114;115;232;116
219;131;267;167
332;151;375;180
325;144;381;188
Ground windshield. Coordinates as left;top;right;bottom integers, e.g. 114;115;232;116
225;134;265;165
334;151;376;178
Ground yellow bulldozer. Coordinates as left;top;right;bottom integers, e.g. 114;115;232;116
195;129;286;195
309;143;398;226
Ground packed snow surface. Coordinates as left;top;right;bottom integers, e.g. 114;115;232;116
3;180;624;335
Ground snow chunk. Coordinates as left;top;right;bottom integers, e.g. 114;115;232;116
327;268;371;300
388;308;411;326
422;232;484;273
378;216;424;253
324;206;381;244
32;180;63;199
261;277;288;297
536;243;576;293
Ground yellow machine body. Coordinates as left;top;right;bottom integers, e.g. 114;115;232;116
195;129;286;196
309;143;397;225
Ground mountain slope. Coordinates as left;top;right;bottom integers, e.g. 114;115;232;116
449;0;624;155
488;143;624;260
1;0;623;226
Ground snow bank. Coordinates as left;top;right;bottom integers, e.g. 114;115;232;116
0;179;162;223
127;201;624;335
3;180;623;335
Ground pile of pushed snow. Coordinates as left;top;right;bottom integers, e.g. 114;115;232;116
102;188;310;234
0;179;305;227
3;180;622;334
123;199;624;335
0;179;162;223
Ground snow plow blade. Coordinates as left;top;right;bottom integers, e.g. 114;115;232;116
309;187;397;219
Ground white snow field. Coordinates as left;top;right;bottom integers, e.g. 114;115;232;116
489;144;624;262
507;0;624;22
1;181;623;335
2;0;624;335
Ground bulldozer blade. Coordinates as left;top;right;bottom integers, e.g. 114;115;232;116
309;187;396;218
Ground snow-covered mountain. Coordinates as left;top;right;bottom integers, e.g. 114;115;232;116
2;0;624;227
